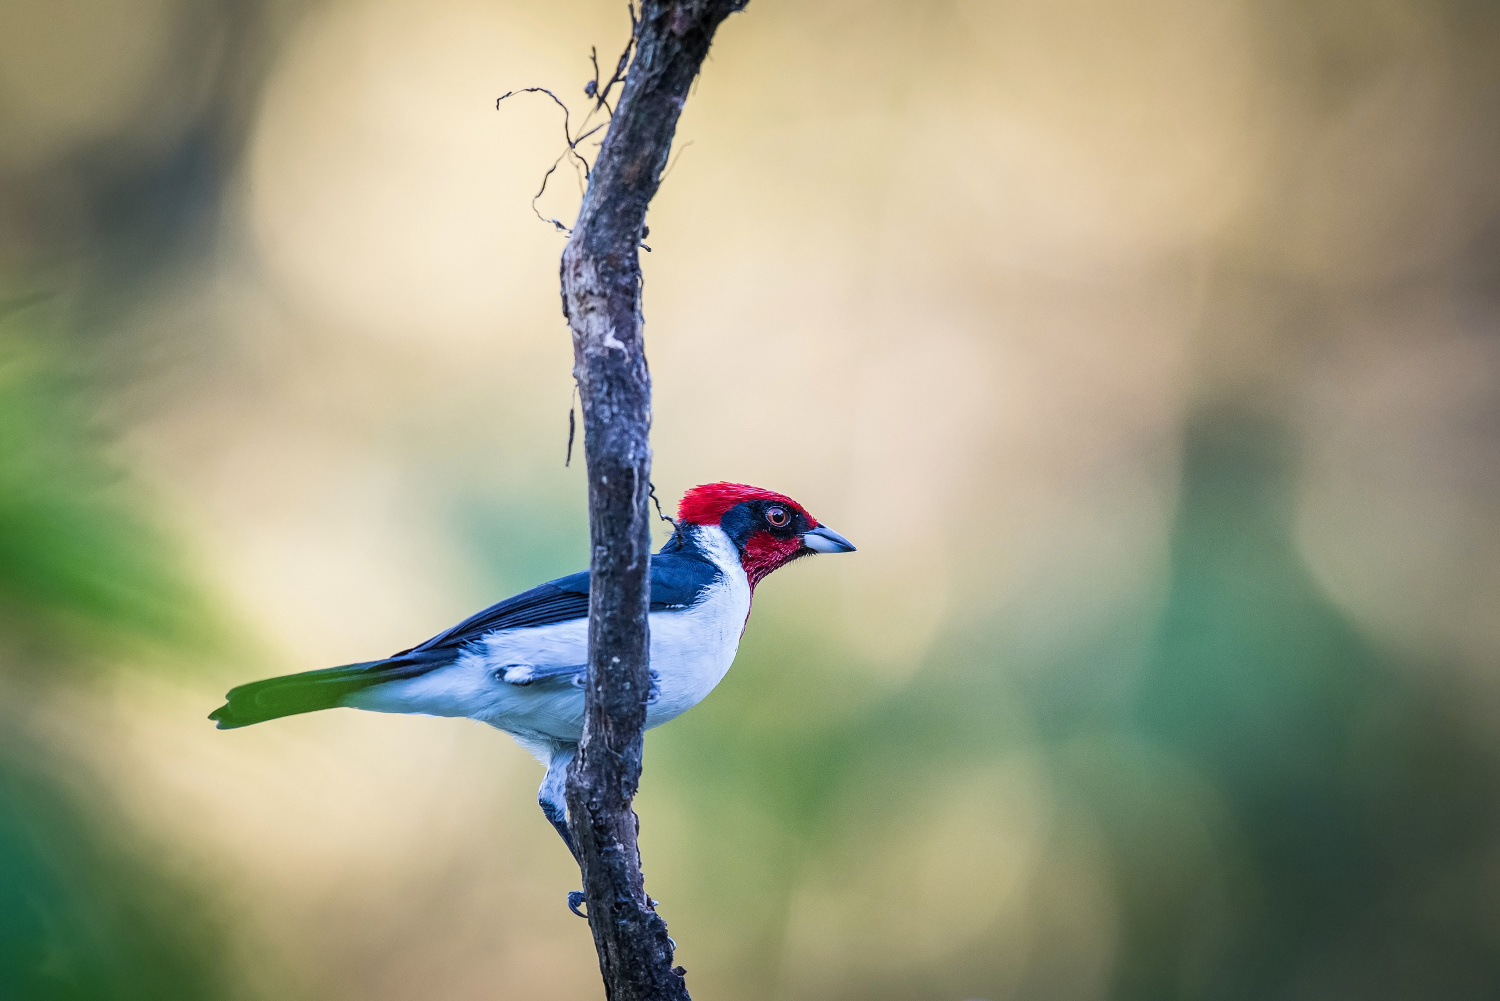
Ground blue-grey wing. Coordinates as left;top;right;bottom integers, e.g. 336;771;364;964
400;549;722;654
402;570;591;655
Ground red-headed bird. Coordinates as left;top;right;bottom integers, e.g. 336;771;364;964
211;483;854;865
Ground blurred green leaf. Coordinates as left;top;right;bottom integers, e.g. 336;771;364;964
0;302;232;1000
0;311;214;661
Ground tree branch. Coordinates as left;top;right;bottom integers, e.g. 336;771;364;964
560;2;748;1000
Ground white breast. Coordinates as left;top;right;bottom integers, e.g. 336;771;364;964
644;526;751;727
350;525;750;745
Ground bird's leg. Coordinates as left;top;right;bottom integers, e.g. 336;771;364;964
539;792;578;859
538;744;589;918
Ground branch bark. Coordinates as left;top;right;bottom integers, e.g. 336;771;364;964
560;3;747;1000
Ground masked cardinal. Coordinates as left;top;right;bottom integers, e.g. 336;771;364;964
211;482;855;868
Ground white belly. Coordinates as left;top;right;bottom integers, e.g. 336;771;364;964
348;555;751;744
644;567;751;726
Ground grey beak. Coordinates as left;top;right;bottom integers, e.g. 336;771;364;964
801;525;857;554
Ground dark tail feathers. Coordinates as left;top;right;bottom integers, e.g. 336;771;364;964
209;654;443;729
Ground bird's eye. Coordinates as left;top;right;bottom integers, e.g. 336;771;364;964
765;506;790;528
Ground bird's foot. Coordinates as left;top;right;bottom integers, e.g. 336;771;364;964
567;890;588;918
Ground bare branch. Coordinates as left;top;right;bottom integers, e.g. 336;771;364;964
559;2;749;999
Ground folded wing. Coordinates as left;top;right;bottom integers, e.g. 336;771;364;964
210;549;721;729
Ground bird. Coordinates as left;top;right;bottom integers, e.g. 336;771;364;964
210;482;855;874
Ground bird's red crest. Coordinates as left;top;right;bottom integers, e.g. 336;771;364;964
677;482;817;527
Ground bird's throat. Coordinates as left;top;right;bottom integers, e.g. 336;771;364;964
739;530;808;591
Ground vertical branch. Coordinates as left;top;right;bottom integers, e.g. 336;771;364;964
559;2;747;999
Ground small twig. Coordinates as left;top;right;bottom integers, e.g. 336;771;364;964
496;87;590;175
499;5;645;239
588;2;638;117
575;122;608;145
497;87;602;234
648;481;678;536
660;140;693;184
530;155;571;232
587;46;602;98
566;383;578;468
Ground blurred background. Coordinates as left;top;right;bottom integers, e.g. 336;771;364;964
3;0;1500;998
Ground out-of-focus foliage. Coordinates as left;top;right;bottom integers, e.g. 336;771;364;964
644;405;1500;1001
2;0;1500;999
0;736;225;1001
0;351;228;1000
0;303;229;1000
0;311;210;660
1126;407;1500;998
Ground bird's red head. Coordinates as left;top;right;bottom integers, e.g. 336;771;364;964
677;482;855;589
